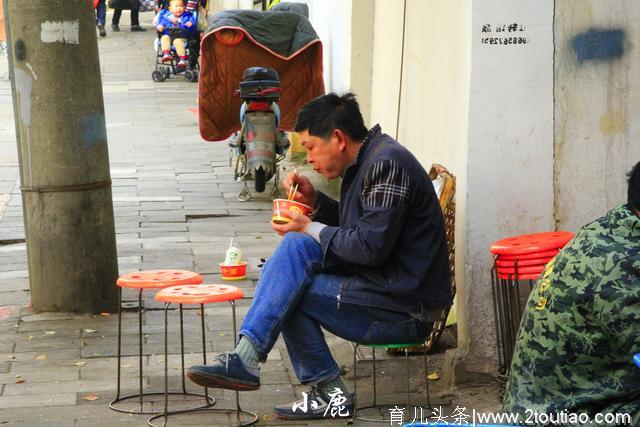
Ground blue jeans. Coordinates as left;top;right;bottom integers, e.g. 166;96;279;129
95;0;106;26
239;233;430;385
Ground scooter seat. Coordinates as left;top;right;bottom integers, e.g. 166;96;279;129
242;67;279;82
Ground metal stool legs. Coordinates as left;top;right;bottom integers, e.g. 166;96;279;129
148;300;257;427
349;344;433;424
225;300;258;426
111;288;158;414
110;289;214;415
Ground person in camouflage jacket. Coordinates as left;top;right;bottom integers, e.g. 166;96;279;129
503;161;640;425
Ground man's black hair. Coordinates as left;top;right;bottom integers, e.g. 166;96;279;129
294;92;368;141
628;161;640;210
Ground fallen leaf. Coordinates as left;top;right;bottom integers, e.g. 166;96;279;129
35;354;47;361
83;329;97;334
255;236;262;240
74;361;87;367
122;364;133;368
427;372;440;381
14;374;21;378
7;355;16;360
28;336;34;340
44;330;56;335
15;378;25;384
83;394;99;401
219;333;225;337
262;415;271;422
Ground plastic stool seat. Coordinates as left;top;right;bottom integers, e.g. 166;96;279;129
496;249;559;260
110;269;208;416
496;257;554;267
155;284;244;305
489;231;573;256
117;270;204;289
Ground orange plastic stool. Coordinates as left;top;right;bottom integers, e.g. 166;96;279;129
489;231;574;399
494;249;559;261
489;231;573;256
117;269;204;289
495;257;554;267
110;270;210;416
148;285;258;427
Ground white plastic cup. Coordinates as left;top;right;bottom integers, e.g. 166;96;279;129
224;246;243;266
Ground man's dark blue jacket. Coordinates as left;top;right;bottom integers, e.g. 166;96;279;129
314;125;452;315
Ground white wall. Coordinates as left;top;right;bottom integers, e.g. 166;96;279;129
458;0;555;375
554;0;640;230
292;0;352;94
370;0;471;173
369;0;404;136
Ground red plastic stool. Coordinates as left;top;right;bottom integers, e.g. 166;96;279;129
109;270;213;415
489;231;573;256
148;284;258;427
495;249;559;261
489;231;573;399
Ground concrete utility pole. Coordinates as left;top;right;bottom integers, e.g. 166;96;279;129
4;0;119;313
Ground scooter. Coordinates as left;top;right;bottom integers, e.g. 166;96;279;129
228;67;290;201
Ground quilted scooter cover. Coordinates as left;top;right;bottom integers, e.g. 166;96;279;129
198;9;325;142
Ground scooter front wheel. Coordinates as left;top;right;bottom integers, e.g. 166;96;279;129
254;167;266;193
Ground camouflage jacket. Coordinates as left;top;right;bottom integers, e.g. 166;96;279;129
503;204;640;426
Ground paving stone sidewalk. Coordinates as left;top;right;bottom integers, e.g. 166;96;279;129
0;14;499;427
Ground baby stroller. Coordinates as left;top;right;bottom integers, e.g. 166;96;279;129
151;0;206;82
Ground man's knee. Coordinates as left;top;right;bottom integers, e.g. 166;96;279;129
263;233;319;270
280;232;317;251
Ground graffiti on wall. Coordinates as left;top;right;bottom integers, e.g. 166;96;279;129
481;23;529;46
571;28;624;62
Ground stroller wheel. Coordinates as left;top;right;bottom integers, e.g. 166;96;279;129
185;70;198;82
152;70;165;82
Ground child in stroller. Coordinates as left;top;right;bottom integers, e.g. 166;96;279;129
151;0;202;82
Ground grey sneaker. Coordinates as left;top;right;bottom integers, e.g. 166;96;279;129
273;386;353;420
111;23;120;32
97;24;106;37
130;25;147;32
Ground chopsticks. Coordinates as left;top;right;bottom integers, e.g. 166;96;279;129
288;169;300;201
288;182;299;201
